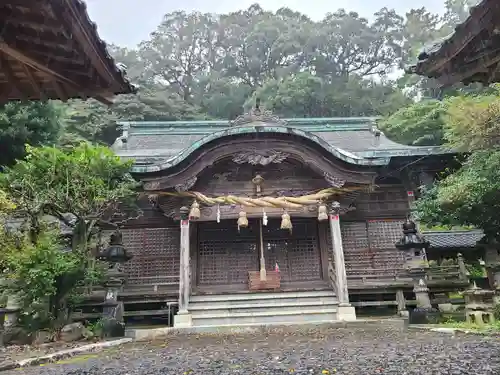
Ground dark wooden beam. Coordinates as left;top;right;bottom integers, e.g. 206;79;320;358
0;8;67;35
11;39;84;63
54;1;118;88
0;39;111;103
437;46;500;86
52;79;68;102
0;22;75;53
21;63;43;98
0;52;27;100
417;2;495;75
0;0;46;8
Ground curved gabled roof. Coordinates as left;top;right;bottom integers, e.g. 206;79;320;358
113;116;451;174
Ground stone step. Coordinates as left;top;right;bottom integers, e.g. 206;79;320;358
190;297;338;310
192;310;338;326
191;304;338;317
190;290;335;303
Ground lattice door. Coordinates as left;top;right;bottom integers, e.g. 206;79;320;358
263;218;322;283
197;219;258;286
367;220;405;271
339;221;371;276
120;227;180;286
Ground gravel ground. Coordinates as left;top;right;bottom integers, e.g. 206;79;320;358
5;326;500;375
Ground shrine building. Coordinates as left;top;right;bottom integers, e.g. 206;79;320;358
98;108;481;328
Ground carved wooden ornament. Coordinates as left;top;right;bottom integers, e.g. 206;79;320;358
232;150;289;166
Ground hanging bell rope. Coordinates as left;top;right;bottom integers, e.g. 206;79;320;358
154;186;369;209
189;200;200;220
317;203;328;221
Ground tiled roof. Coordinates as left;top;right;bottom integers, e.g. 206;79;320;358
113;118;451;173
422;230;484;249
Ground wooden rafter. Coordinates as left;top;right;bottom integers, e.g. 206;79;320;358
0;52;25;99
418;2;494;75
437;45;500;85
0;39;111;104
53;0;117;87
0;0;135;103
21;63;43;98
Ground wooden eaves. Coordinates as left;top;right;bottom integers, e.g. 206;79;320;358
0;0;137;104
407;0;500;86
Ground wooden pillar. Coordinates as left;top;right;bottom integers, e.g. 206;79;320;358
174;207;192;327
329;201;356;321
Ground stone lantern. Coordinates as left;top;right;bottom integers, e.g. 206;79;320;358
463;282;495;325
0;299;21;346
395;218;436;323
96;229;133;337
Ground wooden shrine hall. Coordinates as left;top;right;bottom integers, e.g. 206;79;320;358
99;106;477;328
0;0;136;103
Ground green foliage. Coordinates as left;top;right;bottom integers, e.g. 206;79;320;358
1;143;138;226
379;100;447;146
0;144;138;328
0;101;62;168
2;229;82;331
415;150;500;239
444;93;500;151
465;262;487;278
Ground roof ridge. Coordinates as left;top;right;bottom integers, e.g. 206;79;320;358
118;117;378;134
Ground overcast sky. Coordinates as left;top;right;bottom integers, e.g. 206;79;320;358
84;0;445;48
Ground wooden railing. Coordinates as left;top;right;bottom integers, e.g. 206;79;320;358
346;264;468;285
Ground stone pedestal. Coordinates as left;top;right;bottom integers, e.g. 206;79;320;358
173;312;193;328
101;267;126;338
337;304;357;321
396;289;408;317
413;278;432;309
408;272;440;324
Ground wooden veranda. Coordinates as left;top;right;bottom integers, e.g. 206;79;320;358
0;0;136;103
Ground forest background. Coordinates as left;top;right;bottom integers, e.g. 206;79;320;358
2;0;482;165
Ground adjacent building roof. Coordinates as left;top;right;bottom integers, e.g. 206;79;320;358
423;229;485;249
407;0;500;85
0;0;136;103
114;117;452;173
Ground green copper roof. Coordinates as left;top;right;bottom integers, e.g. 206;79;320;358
113;117;451;173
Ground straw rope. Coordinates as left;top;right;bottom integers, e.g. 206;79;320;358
153;186;368;209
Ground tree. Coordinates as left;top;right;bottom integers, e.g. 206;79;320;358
416;150;500;239
0;101;62;168
252;72;410;118
312;9;403;78
139;11;217;101
444;92;500;151
378;99;447;146
0;144;140;324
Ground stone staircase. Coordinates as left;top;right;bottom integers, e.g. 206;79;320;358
188;289;339;327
